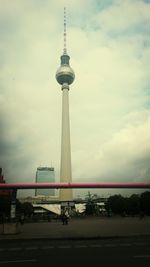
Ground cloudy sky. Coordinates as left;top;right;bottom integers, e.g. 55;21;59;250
0;0;150;198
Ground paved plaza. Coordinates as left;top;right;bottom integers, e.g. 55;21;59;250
0;216;150;240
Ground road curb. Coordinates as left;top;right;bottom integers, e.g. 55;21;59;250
1;234;150;242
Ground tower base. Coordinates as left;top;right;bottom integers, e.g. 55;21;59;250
59;188;73;201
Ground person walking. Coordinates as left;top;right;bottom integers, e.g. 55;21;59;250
64;209;69;225
61;208;69;225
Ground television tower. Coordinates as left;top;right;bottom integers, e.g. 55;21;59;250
56;8;75;201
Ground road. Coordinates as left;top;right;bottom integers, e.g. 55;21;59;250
0;237;150;266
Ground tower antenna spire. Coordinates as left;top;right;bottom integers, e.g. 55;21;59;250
64;7;67;54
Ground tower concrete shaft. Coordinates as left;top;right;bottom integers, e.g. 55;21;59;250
56;8;75;201
60;84;73;201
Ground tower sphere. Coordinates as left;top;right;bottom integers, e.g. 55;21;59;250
56;65;75;85
56;54;75;86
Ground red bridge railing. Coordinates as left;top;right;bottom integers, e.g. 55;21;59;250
0;182;150;189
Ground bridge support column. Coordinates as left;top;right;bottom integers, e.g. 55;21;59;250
10;189;17;221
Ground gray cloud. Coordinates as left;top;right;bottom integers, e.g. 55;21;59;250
0;0;150;197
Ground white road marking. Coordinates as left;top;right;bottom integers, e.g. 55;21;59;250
0;259;37;264
42;246;55;249
104;244;117;247
25;247;38;250
0;240;149;252
8;248;22;251
58;246;71;249
119;243;131;247
75;245;87;248
134;255;150;258
134;242;145;246
90;244;103;248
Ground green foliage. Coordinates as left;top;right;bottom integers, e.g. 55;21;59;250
0;197;11;216
127;194;141;215
140;191;150;215
106;195;126;215
85;192;99;215
0;197;34;220
106;191;150;216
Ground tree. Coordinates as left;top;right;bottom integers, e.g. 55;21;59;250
127;194;141;216
106;195;126;215
0;197;11;217
84;192;98;215
140;191;150;215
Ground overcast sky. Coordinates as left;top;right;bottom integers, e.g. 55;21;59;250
0;0;150;198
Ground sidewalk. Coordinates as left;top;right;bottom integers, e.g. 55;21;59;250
0;217;150;240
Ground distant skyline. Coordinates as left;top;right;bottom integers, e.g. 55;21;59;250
0;0;150;197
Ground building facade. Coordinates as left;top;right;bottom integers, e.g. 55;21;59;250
35;167;55;196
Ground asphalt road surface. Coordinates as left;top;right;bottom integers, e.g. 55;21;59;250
0;237;150;267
